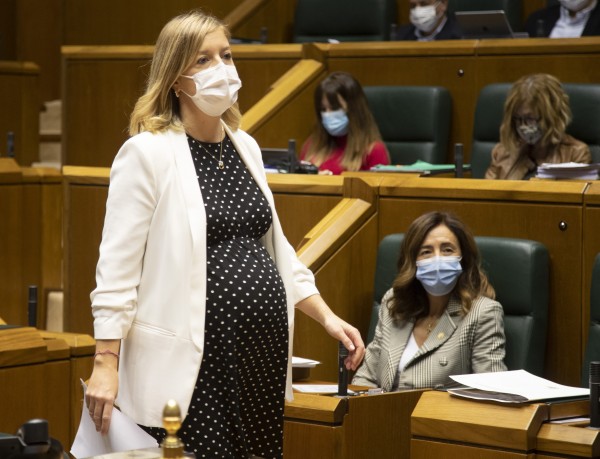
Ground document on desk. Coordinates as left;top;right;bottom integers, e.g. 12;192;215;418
448;370;590;404
292;384;356;395
70;380;158;458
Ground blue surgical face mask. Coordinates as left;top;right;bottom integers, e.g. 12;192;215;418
321;109;349;137
416;255;463;296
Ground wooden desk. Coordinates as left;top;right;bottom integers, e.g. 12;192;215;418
0;159;61;327
284;389;426;459
411;390;599;458
0;327;94;450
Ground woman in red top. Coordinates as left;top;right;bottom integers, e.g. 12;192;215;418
301;72;390;175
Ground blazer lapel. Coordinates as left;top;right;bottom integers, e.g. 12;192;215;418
382;319;413;391
170;129;204;251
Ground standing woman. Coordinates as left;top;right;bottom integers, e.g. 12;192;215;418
300;71;390;175
485;73;591;180
85;10;364;459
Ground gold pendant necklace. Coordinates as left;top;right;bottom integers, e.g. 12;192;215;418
198;127;225;170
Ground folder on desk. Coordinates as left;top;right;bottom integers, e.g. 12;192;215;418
448;370;589;404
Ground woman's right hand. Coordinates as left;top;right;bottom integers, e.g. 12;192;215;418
86;355;119;434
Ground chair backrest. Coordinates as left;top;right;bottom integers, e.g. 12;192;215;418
292;0;397;43
447;0;522;32
582;254;600;386
470;83;511;178
369;234;549;376
563;83;600;163
363;86;452;164
470;82;600;178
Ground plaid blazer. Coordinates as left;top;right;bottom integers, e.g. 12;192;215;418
352;290;507;392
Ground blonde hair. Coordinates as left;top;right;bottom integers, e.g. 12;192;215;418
129;9;241;135
499;73;571;154
305;72;387;172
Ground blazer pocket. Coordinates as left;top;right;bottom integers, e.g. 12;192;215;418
131;320;175;337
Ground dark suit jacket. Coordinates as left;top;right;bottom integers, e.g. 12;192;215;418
525;3;600;37
395;14;463;41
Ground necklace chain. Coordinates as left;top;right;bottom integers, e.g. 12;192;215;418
197;127;225;170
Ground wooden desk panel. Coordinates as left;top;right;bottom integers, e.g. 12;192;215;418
0;162;24;325
583;182;600;355
0;61;40;167
376;176;586;386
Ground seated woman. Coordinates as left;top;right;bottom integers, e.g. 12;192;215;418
485;73;591;180
300;71;390;175
352;211;506;391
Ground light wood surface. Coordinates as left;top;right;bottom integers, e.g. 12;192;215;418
0;327;94;449
412;390;600;458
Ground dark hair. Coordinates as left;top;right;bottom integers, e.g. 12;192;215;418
304;71;386;171
388;211;495;322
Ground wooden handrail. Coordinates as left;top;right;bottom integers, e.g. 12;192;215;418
224;0;269;31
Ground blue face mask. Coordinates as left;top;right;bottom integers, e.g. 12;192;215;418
321;109;349;137
416;255;463;296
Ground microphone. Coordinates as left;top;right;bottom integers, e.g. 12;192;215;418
590;361;600;428
454;143;464;178
28;285;38;328
338;341;349;396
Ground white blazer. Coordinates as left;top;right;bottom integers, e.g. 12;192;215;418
91;124;319;426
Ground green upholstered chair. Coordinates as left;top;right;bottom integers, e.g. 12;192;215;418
368;234;549;376
470;83;511;178
447;0;523;32
563;83;600;163
581;254;600;387
470;82;600;178
363;86;452;165
292;0;397;43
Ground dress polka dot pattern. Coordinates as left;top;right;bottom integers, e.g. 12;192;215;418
141;134;289;458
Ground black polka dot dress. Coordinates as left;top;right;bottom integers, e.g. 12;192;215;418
141;134;289;458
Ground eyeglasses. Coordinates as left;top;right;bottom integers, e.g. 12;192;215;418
512;116;539;126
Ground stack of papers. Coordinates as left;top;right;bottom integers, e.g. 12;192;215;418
448;370;589;404
536;162;599;180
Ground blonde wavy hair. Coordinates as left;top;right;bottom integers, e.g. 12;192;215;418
129;9;242;135
499;73;571;154
304;72;387;172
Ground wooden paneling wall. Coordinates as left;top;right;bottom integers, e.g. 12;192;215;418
0;61;40;166
0;159;62;328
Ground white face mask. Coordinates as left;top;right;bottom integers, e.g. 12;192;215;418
559;0;590;12
180;62;242;117
410;2;441;34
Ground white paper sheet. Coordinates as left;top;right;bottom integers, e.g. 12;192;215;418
449;370;589;402
291;356;320;368
292;384;356;395
70;380;159;458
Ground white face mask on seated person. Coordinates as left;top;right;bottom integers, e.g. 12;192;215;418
559;0;592;12
180;62;242;117
410;1;442;34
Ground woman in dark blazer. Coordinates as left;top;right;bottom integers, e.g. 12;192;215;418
353;211;506;391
